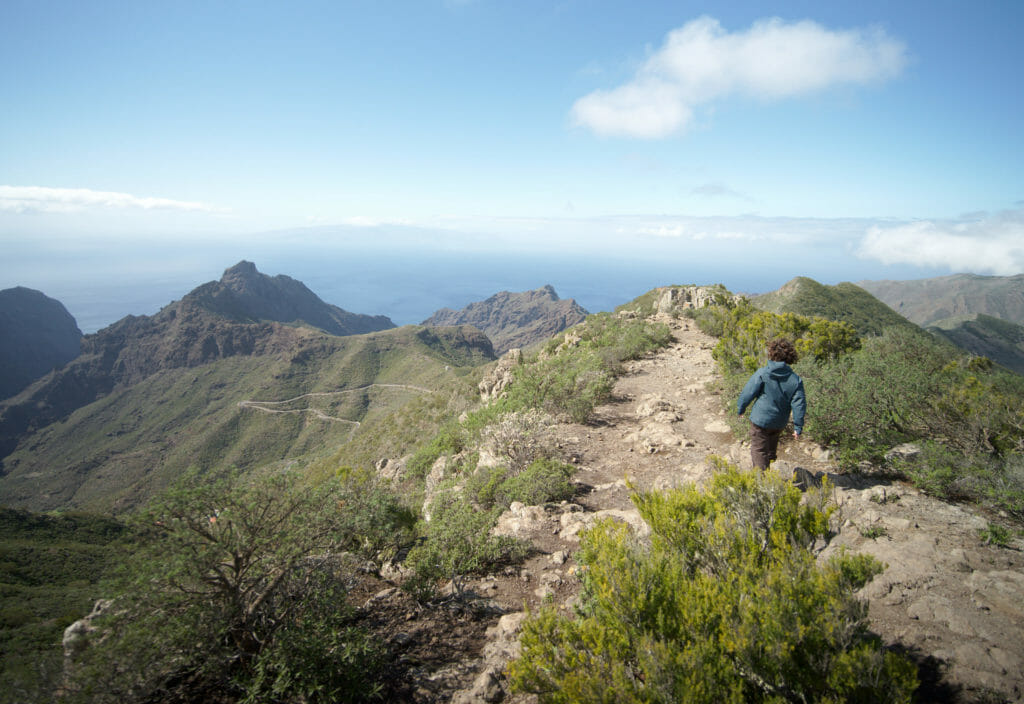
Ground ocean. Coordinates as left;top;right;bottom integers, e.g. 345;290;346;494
3;246;942;334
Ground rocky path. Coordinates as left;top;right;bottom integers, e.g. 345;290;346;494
454;317;1024;703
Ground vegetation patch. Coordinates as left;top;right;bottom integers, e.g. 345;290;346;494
0;509;130;703
692;288;1024;519
59;467;413;704
509;459;918;703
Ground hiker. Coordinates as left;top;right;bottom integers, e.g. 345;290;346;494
737;338;806;470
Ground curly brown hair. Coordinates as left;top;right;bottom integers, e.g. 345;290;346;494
768;338;798;364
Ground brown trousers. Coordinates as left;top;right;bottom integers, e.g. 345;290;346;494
750;423;783;470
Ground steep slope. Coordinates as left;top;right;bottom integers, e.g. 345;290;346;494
858;273;1024;327
0;325;493;513
929;313;1024;374
0;262;395;460
422;285;587;354
0;287;82;400
753;276;917;336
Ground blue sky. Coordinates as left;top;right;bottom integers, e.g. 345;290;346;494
2;0;1023;326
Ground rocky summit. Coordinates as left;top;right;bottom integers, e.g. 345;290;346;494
422;284;587;354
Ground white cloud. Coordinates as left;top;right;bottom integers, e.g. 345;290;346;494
571;15;907;138
0;185;224;214
858;209;1024;275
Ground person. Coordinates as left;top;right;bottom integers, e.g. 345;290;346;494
737;338;806;470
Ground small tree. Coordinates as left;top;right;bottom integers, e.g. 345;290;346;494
61;468;410;703
509;459;918;703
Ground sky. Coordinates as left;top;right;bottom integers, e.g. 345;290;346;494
2;0;1023;329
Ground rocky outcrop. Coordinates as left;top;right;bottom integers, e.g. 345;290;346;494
655;285;727;314
423;285;587;354
0;287;82;400
478;348;522;401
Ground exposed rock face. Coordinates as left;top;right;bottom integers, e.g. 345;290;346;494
422;285;587;354
655;285;725;314
0;262;395;463
0;287;82;400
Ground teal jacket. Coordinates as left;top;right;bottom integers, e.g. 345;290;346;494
737;361;806;434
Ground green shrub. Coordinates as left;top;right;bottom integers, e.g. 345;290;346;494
901;442;1024;517
60;468;399;703
406;420;468;478
978;523;1012;548
468;458;577;510
405;492;529;597
506;350;614;423
497;458;576;507
509;459;918;703
480;409;555;474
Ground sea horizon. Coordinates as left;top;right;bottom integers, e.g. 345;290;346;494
3;247;948;335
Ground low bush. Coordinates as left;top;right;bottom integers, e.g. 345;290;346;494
506;350;614;423
405;492;529;597
509;459;918;703
480;409;555;474
467;458;576;510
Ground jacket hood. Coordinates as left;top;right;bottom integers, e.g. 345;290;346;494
765;360;793;380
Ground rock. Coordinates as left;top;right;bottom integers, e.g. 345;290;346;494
703;419;732;434
492;502;549;538
452;612;528;704
559;508;649;541
380;559;413;583
654;285;734;315
478;348;523;400
885;442;923;465
635;394;681;420
63;599;114;660
636;422;683;453
374;457;405;482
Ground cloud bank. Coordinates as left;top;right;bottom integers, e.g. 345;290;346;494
572;16;907;138
858;209;1024;275
0;186;222;214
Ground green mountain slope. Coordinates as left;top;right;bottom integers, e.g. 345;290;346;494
0;325;493;513
0;262;396;461
857;273;1024;327
0;508;128;695
928;313;1024;374
753;277;916;336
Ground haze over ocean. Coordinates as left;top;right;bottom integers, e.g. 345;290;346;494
15;245;946;335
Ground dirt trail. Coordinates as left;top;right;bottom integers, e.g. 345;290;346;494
457;317;1024;703
238;383;432;425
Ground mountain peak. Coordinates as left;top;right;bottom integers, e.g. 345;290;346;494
422;285;587;354
221;260;259;281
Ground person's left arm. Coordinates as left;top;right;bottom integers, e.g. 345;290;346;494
791;379;806;438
